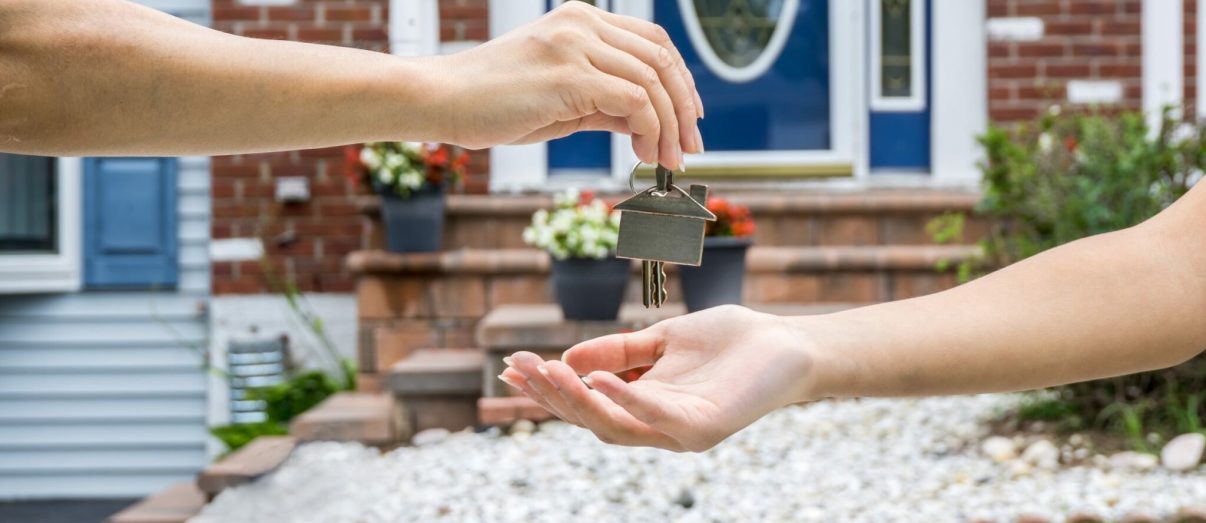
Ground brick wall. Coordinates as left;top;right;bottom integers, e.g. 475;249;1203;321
986;0;1144;122
210;0;490;295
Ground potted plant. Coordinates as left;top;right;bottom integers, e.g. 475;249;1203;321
678;196;756;312
523;189;628;321
349;142;467;253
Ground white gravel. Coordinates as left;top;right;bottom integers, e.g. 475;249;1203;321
191;394;1206;523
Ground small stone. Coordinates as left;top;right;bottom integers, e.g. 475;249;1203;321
510;419;536;436
1119;513;1161;523
1066;512;1104;523
982;436;1017;462
1009;461;1032;476
1108;451;1157;471
1014;514;1050;523
1175;506;1206;523
673;489;695;509
1021;439;1060;469
410;428;450;446
1069;434;1086;446
1161;433;1206;471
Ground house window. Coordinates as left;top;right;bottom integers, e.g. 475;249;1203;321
0;155;57;253
870;0;925;111
0;156;82;293
693;0;785;69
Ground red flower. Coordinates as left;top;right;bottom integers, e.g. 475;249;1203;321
1064;136;1079;152
342;145;364;185
579;190;596;207
427;145;449;166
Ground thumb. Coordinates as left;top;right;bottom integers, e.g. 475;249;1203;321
562;327;663;375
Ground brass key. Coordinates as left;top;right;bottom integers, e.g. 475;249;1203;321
615;165;716;308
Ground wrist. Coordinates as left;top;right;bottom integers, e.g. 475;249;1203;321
777;313;854;404
365;54;460;144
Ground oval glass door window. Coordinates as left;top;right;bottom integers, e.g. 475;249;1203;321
680;0;800;83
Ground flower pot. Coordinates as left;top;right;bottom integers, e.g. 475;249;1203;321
678;236;751;313
379;185;445;253
550;256;630;321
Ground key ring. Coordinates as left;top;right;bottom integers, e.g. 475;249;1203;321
627;161;642;194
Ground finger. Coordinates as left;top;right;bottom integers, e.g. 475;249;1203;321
510;113;631;145
596;10;705;119
586;370;681;436
510;352;582;425
499;366;566;422
561;327;664;375
543;361;685;450
586;44;679;168
595;23;700;155
585;74;660;164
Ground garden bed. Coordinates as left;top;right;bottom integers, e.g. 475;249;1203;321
191;394;1206;522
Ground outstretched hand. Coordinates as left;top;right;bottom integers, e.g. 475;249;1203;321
499;306;815;452
438;1;704;170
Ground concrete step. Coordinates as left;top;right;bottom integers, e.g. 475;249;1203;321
105;482;206;523
479;396;555;426
387;349;485;438
358;190;988;250
196;436;297;499
289;392;401;447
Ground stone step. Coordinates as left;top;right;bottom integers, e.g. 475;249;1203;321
105;482;206;523
387;349;485;439
478;396;555;426
351;244;971;320
196;436;297;499
289;392;401;447
359;190;988;250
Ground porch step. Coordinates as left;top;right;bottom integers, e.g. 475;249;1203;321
105;482;206;523
289;392;401;447
359;190;987;250
387;349;485;438
196;435;297;499
479;396;555;426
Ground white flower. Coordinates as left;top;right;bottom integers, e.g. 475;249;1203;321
1171;122;1196;145
376;167;392;185
401;171;424;190
360;148;381;169
1048;104;1062;116
1037;133;1053;153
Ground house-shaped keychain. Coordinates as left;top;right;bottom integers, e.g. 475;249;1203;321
614;165;716;267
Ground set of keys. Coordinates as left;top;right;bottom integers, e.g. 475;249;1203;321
614;165;717;308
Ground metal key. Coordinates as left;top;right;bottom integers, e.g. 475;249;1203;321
615;165;717;308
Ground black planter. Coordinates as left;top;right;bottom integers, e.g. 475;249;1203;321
678;236;751;313
379;185;445;253
550;257;630;321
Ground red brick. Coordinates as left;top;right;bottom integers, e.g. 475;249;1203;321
1016;42;1065;58
990;63;1038;79
1043;63;1091;78
213;5;260;22
1045;20;1094;36
243;28;289;40
296;28;344;42
1068;1;1117;15
266;6;316;22
324;5;372;21
1016;2;1063;16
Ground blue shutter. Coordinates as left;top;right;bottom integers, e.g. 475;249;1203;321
84;158;178;288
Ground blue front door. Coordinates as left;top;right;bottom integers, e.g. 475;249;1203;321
658;0;830;152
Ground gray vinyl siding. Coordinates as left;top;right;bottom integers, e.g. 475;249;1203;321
0;157;210;499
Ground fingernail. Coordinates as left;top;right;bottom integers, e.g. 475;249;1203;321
694;126;705;153
582;375;594;387
537;364;551;378
679;151;686;171
502;356;514;367
498;374;519;389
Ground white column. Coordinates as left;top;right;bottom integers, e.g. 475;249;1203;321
488;0;548;192
1142;0;1183;129
1198;0;1206;119
930;0;987;186
389;0;439;57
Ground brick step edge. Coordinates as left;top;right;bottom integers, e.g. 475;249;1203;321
290;392;401;446
479;396;556;426
357;191;980;218
196;436;298;499
105;482;206;523
348;245;980;275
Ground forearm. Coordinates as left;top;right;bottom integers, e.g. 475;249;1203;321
796;186;1206;400
0;0;451;156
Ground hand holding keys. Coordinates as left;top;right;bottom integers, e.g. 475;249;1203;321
614;165;716;308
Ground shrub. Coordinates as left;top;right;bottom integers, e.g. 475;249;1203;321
933;106;1201;449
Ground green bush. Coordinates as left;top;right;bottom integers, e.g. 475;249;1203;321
209;363;355;454
933;106;1201;449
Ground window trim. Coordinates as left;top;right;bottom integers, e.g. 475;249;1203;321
869;0;927;112
0;158;82;293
